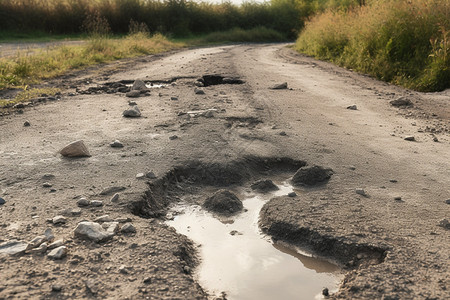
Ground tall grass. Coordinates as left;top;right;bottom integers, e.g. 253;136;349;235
295;0;450;91
0;33;182;90
0;0;309;39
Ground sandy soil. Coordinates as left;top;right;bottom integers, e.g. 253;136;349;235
0;43;449;299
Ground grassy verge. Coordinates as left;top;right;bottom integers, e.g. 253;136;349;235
295;0;449;92
0;33;183;89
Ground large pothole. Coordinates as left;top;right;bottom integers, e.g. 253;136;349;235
130;157;387;299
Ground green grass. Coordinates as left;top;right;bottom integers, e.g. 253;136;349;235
0;30;84;43
295;0;449;92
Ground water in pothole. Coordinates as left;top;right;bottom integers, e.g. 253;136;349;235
166;182;343;300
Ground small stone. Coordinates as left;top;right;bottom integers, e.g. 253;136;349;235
171;96;178;101
136;173;145;179
404;136;415;141
0;197;5;205
85;280;98;294
44;228;54;242
438;219;450;229
394;197;403;202
194;88;205;95
43;182;52;188
445;199;450;205
229;230;243;236
120;223;136;234
90;200;103;207
103;222;119;234
131;79;147;91
100;186;125;195
203;110;214;118
128;101;137;106
126;90;141;98
30;242;47;254
50;188;57;193
28;235;47;249
110;193;120;203
270;82;288;90
146;171;157;179
288;192;297;197
389;179;398;183
74;221;114;242
169;135;178;140
70;208;82;216
143;277;152;284
47;246;67;259
0;240;29;256
123;106;141;118
48;239;64;250
390;96;413;107
52;215;67;225
355;189;366;196
166;213;174;220
94;215;113;223
279;131;287;136
52;284;63;292
322;287;329;297
203;190;243;215
24;120;31;127
432;136;439;142
59;140;91;157
347;105;357;110
110;140;124;148
119;265;129;274
77;198;90;207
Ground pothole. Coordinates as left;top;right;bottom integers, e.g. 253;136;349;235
167;181;343;299
198;75;245;87
130;157;387;299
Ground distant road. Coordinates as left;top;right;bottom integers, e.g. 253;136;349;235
0;40;85;58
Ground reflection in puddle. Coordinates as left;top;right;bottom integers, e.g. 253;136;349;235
167;182;343;300
126;83;166;89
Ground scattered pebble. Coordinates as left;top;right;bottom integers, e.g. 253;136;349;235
123;106;141;118
146;171;157;179
279;131;287;136
171;96;178;101
136;173;145;179
52;284;63;292
110;140;124;148
0;197;5;205
394;197;403;201
120;223;136;234
270;82;288;90
52;215;67;225
110;193;120;203
390;96;413;107
404;136;415;141
322;288;329;297
90;200;103;207
43;182;52;188
438;219;450;230
59;140;91;157
48;239;64;250
169;135;178;140
74;221;114;242
347;105;357;110
24;120;31;127
288;192;297;197
389;179;398;183
355;188;367;196
47;246;67;260
77;198;90;207
229;230;243;236
445;199;450;205
194;88;205;95
131;79;147;91
94;215;113;223
126;90;141;98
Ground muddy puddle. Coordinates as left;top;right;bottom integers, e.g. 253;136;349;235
167;182;343;299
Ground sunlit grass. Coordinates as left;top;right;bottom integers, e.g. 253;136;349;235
295;0;449;92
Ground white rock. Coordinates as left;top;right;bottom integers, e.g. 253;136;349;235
74;221;115;243
28;235;47;249
30;242;47;254
270;82;288;90
90;200;103;207
47;246;67;259
136;173;145;179
102;222;119;234
44;228;54;242
52;215;67;225
59;140;91;157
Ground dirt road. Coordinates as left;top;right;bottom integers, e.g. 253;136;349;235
0;44;449;299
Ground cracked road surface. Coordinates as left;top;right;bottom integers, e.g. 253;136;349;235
0;44;449;299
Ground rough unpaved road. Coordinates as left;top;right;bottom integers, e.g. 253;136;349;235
0;44;449;299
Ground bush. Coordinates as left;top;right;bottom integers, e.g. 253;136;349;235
295;0;450;91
